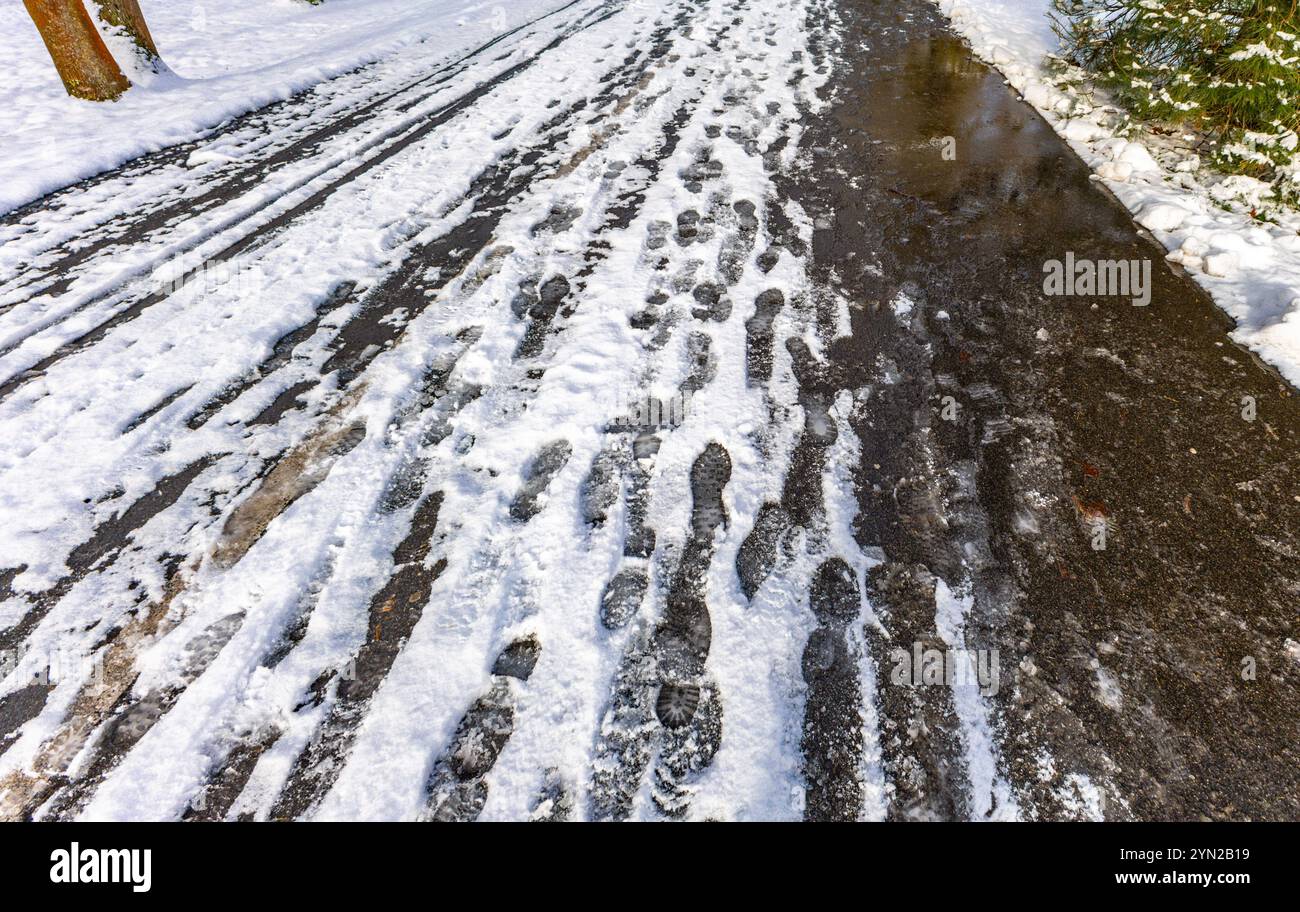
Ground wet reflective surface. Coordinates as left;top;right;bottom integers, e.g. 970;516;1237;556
793;0;1300;819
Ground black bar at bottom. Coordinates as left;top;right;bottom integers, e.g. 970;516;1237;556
0;821;1284;897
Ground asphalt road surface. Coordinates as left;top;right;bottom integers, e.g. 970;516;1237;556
0;0;1295;821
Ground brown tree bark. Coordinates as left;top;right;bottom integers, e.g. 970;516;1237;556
23;0;129;101
91;0;161;62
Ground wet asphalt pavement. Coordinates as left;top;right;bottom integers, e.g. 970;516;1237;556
793;0;1300;819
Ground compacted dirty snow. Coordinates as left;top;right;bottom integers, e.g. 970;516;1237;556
1;0;1297;823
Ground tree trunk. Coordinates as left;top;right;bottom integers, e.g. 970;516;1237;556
23;0;129;101
91;0;161;62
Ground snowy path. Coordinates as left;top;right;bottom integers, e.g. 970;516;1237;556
1;0;1298;822
0;0;850;822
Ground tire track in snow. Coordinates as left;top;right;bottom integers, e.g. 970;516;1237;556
0;391;372;819
672;0;904;822
268;490;447;820
0;0;603;301
0;1;633;402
